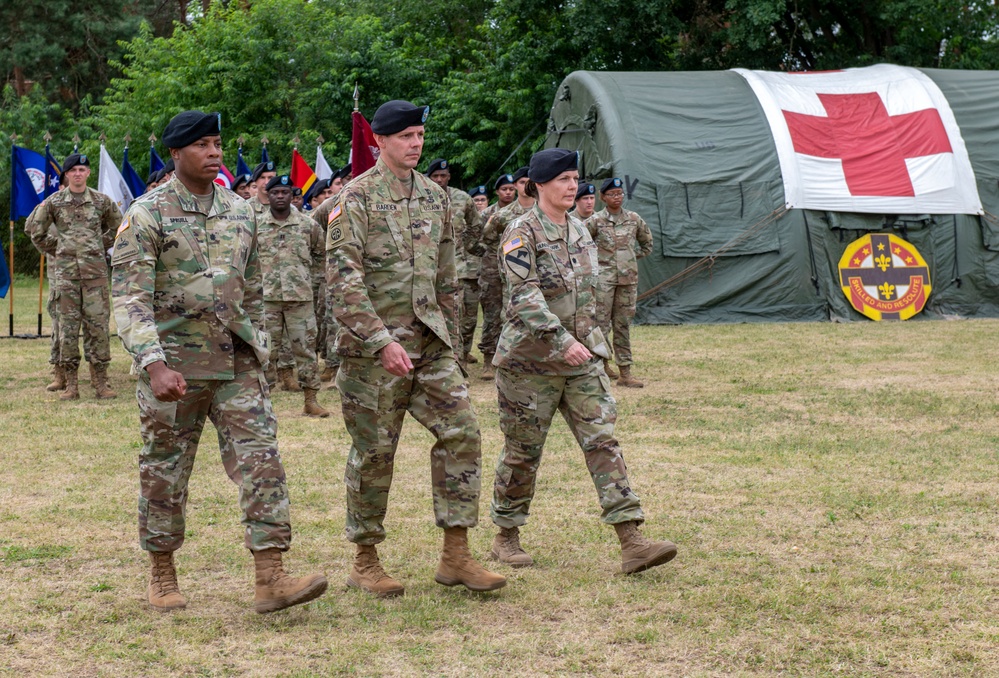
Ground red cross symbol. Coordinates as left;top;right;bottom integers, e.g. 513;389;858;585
783;93;952;197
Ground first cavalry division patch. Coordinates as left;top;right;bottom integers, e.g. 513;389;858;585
838;233;931;321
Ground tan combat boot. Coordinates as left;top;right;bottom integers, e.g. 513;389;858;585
614;521;677;574
46;364;66;392
603;359;619;380
489;526;534;567
346;544;405;598
252;548;328;614
278;367;301;392
464;352;479;365
617;365;644;389
59;367;79;401
480;354;495;381
92;363;118;399
435;527;507;591
148;551;187;611
303;388;330;418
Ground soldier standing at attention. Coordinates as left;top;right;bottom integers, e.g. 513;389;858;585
111;110;328;613
231;173;252;200
478;167;533;380
327;99;506;598
586;178;654;388
426;158;484;366
574;181;596;219
246;160;277;217
468;185;489;212
489;148;677;574
257;175;330;417
25;200;64;391
27;153;121;400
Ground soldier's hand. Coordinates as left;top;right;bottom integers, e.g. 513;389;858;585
146;361;188;401
563;341;593;366
380;342;414;377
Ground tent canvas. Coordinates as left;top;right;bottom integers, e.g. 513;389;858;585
546;68;999;323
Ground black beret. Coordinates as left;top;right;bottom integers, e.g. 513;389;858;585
371;100;430;136
292;186;302;196
426;158;449;175
231;173;251;190
600;177;624;193
146;169;161;185
468;185;487;198
265;174;293;191
575;182;595;201
494;173;515;189
304;177;331;203
62;153;90;174
341;163;352;176
251;161;276;182
511;166;530;182
528;149;578;184
163;158;175;174
162;111;222;149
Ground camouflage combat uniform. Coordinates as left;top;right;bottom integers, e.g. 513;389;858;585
258;207;325;390
491;204;644;528
248;196;293;371
26;187;120;369
326;156;482;545
24;203;61;365
448;186;484;358
111;176;291;553
310;195;344;367
585;208;653;367
478;200;527;358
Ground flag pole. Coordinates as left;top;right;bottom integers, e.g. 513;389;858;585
8;135;16;337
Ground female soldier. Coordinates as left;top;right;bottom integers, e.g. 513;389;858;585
489;148;677;574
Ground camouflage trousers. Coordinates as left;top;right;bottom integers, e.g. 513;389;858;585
491;364;644;528
477;265;503;357
264;300;320;390
47;281;60;365
596;282;638;366
57;277;111;369
336;338;482;544
459;278;480;357
136;348;292;553
324;298;341;368
314;279;327;361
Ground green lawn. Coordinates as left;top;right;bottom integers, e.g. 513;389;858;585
1;277;997;676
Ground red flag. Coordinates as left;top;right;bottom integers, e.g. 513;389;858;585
214;163;235;189
351;111;379;176
290;149;317;193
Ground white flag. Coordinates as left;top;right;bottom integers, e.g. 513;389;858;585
315;146;333;181
733;64;981;215
98;144;134;213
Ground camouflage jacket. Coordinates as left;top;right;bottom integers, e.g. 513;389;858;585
481;200;530;277
257;208;325;302
494;204;609;375
585;207;653;286
110;177;269;379
326;156;458;359
448;186;484;279
26;187;121;280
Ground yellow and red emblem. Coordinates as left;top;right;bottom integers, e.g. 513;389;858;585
838;233;931;321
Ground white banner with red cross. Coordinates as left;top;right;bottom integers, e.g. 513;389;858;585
733;64;982;215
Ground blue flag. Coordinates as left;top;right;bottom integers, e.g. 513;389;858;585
261;146;270;164
10;145;46;221
44;145;61;197
0;235;8;298
122;148;146;198
150;144;165;174
237;148;252;177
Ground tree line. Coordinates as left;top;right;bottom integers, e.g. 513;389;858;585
4;0;999;273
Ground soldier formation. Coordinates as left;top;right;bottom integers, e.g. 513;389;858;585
25;100;670;613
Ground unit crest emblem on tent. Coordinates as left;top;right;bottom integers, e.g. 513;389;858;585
838;233;931;321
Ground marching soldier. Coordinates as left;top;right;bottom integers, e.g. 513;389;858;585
26;153;120;400
111;110;327;613
327;99;505;598
586;178;653;388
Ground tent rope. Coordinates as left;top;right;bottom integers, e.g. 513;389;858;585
637;205;789;302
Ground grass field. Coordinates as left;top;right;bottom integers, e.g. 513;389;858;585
1;276;997;676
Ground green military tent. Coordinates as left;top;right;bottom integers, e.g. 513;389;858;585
546;67;999;323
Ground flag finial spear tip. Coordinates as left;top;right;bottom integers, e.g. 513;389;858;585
353;82;360;112
316;134;324;146
149;133;157;143
43;131;52;143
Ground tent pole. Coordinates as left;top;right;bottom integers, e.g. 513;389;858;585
37;253;45;336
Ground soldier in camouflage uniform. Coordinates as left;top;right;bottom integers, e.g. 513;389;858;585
478;168;532;380
27;153;120;400
586;178;654;388
310;188;346;382
426;158;484;366
327;100;505;598
111;111;327;614
25;201;64;391
258;175;330;417
489;148;676;575
469;184;488;212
